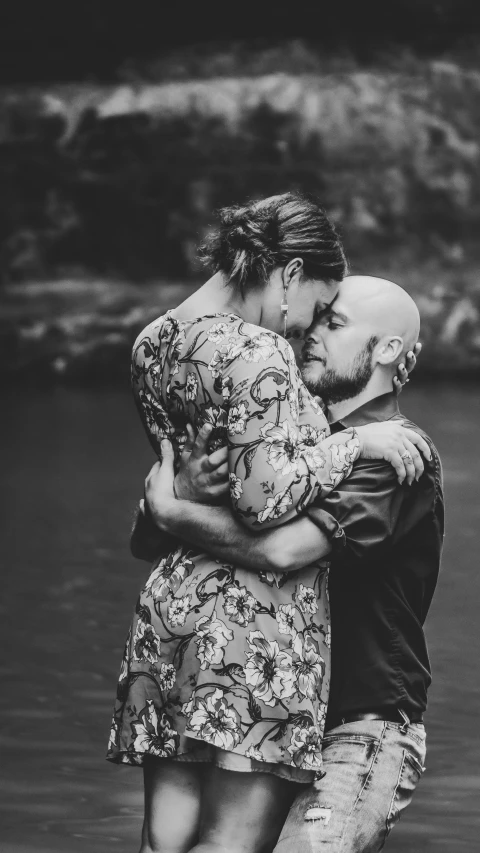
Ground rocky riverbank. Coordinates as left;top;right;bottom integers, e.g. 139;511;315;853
2;61;480;284
2;268;480;384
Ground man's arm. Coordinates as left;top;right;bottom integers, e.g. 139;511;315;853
147;455;408;573
130;499;176;562
144;422;437;574
145;439;332;573
130;423;232;562
159;501;331;572
164;453;434;573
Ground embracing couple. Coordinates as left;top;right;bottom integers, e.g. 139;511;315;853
107;192;444;853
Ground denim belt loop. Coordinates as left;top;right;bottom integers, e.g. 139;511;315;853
398;708;410;734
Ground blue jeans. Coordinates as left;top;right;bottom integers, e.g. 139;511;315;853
274;720;427;853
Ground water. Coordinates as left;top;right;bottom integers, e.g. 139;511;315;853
1;383;479;852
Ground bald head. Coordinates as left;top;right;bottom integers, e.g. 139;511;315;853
339;276;420;358
301;274;421;405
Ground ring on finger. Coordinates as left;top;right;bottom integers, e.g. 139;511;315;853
401;451;413;462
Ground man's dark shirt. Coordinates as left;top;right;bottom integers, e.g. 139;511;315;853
307;392;444;720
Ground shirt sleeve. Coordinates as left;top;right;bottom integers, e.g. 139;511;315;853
130;501;178;563
221;327;360;529
306;454;438;565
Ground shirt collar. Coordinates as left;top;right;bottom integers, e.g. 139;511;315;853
330;392;401;432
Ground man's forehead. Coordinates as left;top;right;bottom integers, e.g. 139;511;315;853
325;292;355;322
328;297;349;321
312;279;383;326
329;281;375;321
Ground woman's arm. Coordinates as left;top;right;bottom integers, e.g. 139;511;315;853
222;330;430;525
130;318;175;458
221;327;360;529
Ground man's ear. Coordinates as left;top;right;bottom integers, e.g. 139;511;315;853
375;336;404;366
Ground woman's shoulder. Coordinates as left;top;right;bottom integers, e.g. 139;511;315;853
131;311;297;376
222;319;297;369
131;311;243;373
132;312;173;353
133;311;244;346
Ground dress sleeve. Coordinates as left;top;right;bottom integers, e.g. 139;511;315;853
221;325;360;529
131;319;173;459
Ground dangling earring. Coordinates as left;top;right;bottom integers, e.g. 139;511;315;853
280;287;289;338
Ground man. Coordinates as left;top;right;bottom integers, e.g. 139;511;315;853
137;276;444;852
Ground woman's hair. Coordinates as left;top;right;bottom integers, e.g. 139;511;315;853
198;191;348;290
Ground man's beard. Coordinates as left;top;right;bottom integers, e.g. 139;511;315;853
305;336;378;405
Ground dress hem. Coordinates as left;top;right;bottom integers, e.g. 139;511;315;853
106;746;320;783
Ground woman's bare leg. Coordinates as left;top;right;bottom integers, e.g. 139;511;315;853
188;766;299;853
139;758;203;853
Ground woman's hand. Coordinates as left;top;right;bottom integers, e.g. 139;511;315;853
174;424;229;503
393;342;422;395
356;420;432;485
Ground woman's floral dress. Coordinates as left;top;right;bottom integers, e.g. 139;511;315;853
107;312;360;775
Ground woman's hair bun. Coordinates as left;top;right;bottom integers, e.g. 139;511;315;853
226;222;253;252
198;191;346;290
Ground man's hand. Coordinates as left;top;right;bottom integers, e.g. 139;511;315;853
145;434;331;572
144;425;229;532
174;424;229;503
393;342;422;395
144;440;178;531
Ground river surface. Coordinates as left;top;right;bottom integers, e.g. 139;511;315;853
1;383;479;852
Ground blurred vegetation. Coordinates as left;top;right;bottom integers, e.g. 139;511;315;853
1;39;480;379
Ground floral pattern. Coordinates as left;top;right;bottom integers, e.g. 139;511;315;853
194;611;233;671
107;312;360;771
183;688;243;751
223;585;257;627
131;700;179;758
244;632;296;707
132;617;161;664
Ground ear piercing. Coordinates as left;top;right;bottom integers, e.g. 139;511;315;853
281;287;289;338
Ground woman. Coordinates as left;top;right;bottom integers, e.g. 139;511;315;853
107;192;426;853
